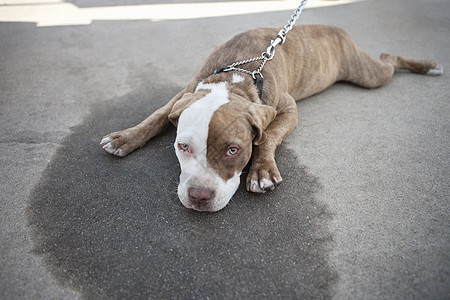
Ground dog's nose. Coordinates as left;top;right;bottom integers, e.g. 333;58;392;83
188;187;215;202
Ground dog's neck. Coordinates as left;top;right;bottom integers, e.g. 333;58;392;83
196;71;262;104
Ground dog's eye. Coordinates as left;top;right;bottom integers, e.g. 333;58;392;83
178;143;190;152
226;147;239;156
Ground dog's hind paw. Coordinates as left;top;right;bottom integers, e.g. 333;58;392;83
426;63;444;76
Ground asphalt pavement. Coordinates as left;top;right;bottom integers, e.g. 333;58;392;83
1;0;449;299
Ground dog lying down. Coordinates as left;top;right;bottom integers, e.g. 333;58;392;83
100;25;443;212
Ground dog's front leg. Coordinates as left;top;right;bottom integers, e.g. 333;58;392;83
246;94;298;193
100;90;184;157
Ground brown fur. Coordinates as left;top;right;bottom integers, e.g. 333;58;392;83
101;25;442;194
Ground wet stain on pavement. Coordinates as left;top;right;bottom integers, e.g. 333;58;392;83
27;82;337;299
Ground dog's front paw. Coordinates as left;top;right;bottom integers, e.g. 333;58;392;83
100;128;142;157
246;158;283;193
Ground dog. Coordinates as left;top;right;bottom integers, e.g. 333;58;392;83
100;25;443;212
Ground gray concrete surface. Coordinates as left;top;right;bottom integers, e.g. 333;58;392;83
1;0;449;299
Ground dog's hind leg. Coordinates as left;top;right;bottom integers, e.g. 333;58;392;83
340;44;443;89
380;53;443;76
100;90;185;157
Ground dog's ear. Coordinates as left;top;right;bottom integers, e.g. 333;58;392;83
168;93;196;127
246;103;277;145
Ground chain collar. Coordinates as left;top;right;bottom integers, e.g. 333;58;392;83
213;0;307;79
211;0;308;99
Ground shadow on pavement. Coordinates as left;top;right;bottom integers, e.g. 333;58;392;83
27;80;337;299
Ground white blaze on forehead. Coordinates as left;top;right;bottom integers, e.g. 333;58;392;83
178;81;229;147
176;81;229;169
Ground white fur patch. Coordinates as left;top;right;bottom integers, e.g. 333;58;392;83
176;81;239;211
232;73;245;83
260;178;274;190
102;143;116;154
195;80;228;93
100;137;112;145
426;64;444;76
100;137;125;157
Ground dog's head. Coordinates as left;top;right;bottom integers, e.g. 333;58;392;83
168;82;276;212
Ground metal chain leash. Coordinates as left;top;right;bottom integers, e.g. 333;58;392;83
216;0;308;80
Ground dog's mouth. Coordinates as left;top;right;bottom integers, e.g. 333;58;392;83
186;201;214;212
184;199;220;212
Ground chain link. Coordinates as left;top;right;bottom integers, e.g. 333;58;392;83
221;0;308;79
280;0;308;37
